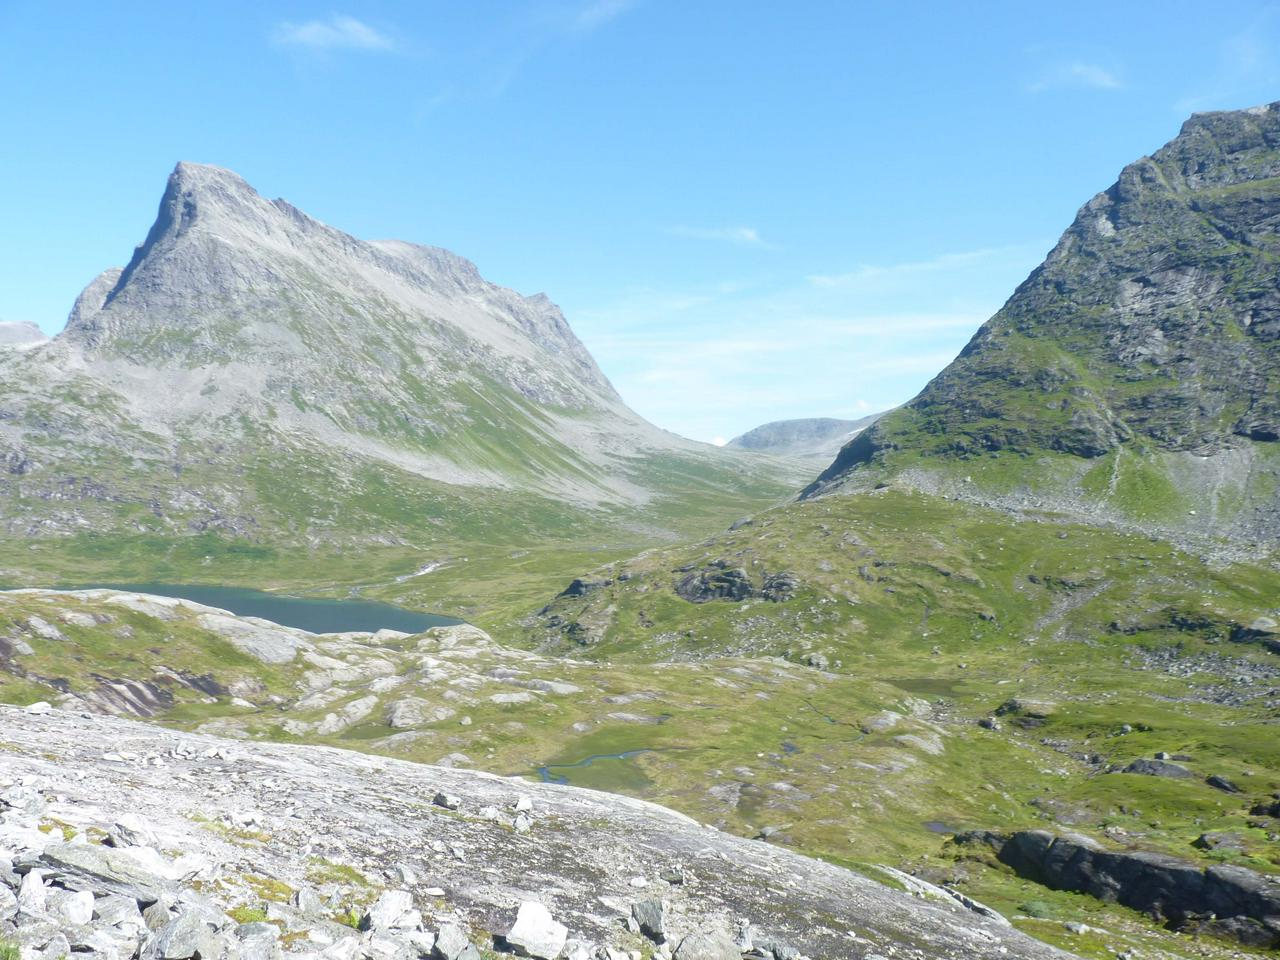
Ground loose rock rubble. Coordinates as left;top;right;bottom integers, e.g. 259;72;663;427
0;706;1071;960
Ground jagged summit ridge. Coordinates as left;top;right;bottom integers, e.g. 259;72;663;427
63;161;617;405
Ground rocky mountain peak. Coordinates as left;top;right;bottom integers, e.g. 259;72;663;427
803;103;1280;550
55;161;621;408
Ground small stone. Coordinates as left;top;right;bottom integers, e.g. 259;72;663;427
39;932;71;960
673;929;739;960
151;912;220;960
110;813;159;848
515;796;533;814
144;901;174;932
433;924;473;960
94;893;145;928
0;886;16;922
54;889;94;925
290;887;325;917
388;862;417;886
17;870;46;916
433;792;461;811
23;701;52;715
236;922;282;960
362;889;414;931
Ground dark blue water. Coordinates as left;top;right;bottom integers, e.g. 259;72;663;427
68;583;460;635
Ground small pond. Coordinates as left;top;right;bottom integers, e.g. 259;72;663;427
536;749;656;793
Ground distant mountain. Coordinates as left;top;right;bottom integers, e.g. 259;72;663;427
805;103;1280;554
0;322;47;350
0;163;799;568
727;414;883;461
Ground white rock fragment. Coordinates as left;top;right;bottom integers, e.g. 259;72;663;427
504;901;568;959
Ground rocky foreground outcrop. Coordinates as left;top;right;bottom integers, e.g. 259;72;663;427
956;830;1280;948
0;706;1072;960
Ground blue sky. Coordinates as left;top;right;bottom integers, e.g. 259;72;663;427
2;1;1279;443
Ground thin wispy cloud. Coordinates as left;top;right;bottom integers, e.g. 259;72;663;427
807;246;1026;288
571;0;636;32
668;225;775;248
272;15;394;52
1028;61;1122;93
460;1;639;99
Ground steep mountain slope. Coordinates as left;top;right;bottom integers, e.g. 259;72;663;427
727;413;882;463
806;103;1280;555
0;163;800;590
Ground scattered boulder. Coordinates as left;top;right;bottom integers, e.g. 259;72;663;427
362;889;415;931
109;813;160;849
1193;832;1246;852
1206;774;1242;794
1117;758;1194;779
675;565;754;604
433;924;478;960
992;699;1056;728
557;579;612;599
504;901;568;959
761;572;799;601
433;792;461;811
630;899;666;943
148;912;221;960
1250;796;1280;817
235;921;282;960
673;927;740;960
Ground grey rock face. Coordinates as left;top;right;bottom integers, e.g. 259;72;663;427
675;565;755;603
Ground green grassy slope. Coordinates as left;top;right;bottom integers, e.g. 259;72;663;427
2;562;1277;957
